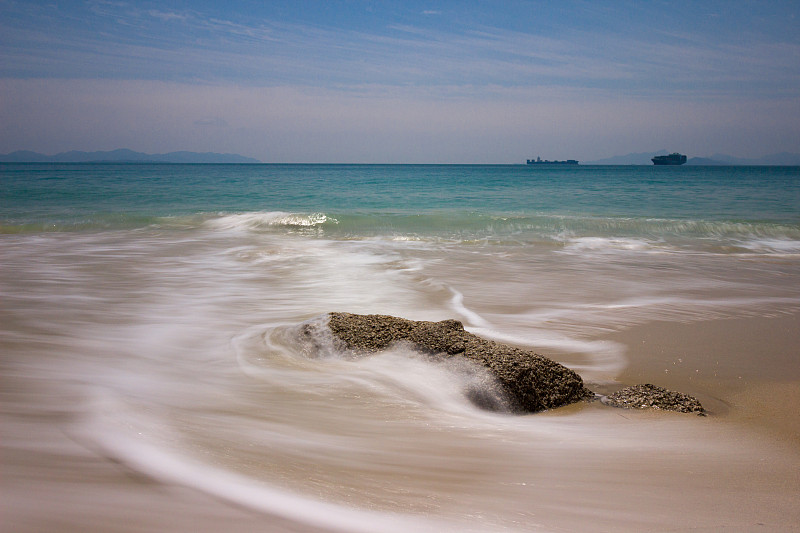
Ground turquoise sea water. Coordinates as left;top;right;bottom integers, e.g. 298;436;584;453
3;163;800;532
3;163;799;246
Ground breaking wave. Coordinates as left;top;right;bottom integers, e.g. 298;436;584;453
205;211;334;231
198;211;800;256
5;205;798;259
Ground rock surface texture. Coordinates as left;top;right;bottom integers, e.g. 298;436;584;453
325;312;596;413
603;384;705;415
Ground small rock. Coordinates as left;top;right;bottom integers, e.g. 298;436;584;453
603;384;705;415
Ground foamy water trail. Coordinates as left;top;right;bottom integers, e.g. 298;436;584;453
448;287;492;328
560;236;664;253
442;286;627;376
735;236;800;254
81;393;453;533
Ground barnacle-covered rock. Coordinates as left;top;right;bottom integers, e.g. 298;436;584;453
603;383;705;415
325;312;595;413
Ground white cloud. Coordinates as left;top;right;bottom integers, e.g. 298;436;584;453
148;10;188;22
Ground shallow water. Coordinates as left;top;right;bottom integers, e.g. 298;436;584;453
2;164;799;531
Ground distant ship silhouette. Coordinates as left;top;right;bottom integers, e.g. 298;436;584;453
651;153;687;165
527;156;579;165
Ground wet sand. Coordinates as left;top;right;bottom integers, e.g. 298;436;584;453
607;312;800;444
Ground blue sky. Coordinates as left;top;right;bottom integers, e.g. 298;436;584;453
1;0;798;162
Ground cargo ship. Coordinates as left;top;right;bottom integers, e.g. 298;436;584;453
527;157;579;165
651;153;687;165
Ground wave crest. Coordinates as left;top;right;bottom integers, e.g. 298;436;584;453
205;211;335;232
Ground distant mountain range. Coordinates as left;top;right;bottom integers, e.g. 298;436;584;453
0;149;261;164
3;148;799;165
584;150;800;166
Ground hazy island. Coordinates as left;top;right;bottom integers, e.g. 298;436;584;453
0;149;261;164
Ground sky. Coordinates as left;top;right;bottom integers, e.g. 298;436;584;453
1;0;799;163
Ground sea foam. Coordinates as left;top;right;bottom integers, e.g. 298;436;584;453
205;211;334;231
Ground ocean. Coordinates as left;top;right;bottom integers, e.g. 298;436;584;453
2;163;799;532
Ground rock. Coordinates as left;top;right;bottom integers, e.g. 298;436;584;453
324;312;595;413
603;383;705;415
